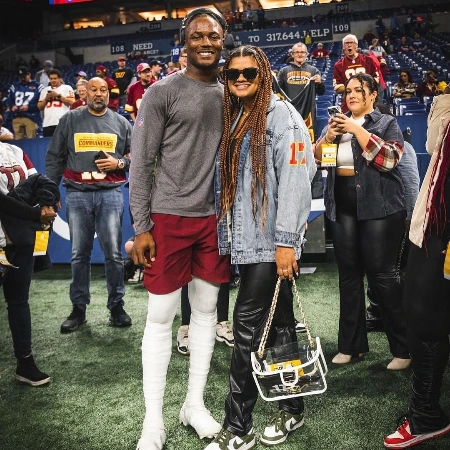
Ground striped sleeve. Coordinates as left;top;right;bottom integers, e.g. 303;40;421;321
362;134;403;172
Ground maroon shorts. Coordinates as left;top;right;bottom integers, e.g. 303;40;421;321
143;213;231;295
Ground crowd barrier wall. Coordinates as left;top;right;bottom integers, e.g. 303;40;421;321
14;128;431;263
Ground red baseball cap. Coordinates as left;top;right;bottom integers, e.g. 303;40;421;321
137;63;151;73
117;56;126;62
96;65;107;72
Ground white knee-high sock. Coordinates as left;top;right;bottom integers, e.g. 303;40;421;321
141;289;180;435
185;277;219;408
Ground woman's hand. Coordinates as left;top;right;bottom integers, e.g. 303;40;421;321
275;246;298;280
330;113;359;135
40;206;57;224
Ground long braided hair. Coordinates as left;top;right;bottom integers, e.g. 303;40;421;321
219;45;273;226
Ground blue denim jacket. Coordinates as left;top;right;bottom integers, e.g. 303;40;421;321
321;108;405;222
216;94;317;264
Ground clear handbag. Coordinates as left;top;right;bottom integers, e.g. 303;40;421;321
251;277;328;402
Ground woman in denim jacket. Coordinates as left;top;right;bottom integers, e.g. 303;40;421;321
206;46;316;450
315;73;410;370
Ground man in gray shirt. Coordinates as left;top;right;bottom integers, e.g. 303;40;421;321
129;8;230;450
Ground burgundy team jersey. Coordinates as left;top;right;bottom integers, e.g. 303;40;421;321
333;54;378;112
311;49;329;58
125;82;150;117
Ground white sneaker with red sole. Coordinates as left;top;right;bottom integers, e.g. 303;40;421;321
384;417;450;448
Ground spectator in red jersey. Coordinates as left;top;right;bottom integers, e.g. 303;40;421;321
333;34;379;112
311;42;329;59
125;63;153;123
95;65;120;112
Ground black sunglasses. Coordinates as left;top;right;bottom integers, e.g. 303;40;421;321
225;67;259;81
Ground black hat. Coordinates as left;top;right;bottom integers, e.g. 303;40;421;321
149;60;162;67
18;66;30;77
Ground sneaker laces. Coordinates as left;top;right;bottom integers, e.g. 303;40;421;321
267;410;288;433
395;415;410;432
213;428;232;445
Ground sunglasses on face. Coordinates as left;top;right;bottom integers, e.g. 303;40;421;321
225;67;259;81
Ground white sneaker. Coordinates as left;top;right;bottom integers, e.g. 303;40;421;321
179;403;222;439
260;410;304;446
216;321;234;347
294;320;306;333
128;268;142;283
177;325;190;356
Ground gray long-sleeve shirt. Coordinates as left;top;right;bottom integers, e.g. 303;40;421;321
129;71;224;235
398;141;420;220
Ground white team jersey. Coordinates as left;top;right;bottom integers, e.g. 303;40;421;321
39;84;75;127
0;142;37;247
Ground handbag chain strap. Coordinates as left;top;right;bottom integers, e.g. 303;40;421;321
257;277;314;359
395;230;407;278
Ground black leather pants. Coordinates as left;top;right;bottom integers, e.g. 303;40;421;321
330;176;409;358
223;262;304;436
405;234;450;434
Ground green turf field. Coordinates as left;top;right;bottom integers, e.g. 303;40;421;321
0;263;448;450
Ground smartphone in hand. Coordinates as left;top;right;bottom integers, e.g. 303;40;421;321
94;151;108;161
327;106;342;117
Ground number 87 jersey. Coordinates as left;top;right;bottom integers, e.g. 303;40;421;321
7;77;44;126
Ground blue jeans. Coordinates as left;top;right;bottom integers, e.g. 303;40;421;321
66;188;125;310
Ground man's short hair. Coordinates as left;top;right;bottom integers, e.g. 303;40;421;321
179;7;227;45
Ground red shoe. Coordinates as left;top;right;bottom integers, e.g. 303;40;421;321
384;417;450;448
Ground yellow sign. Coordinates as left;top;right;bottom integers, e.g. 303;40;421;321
74;133;117;153
33;231;49;256
321;144;337;167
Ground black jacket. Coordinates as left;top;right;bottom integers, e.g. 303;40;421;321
0;174;60;247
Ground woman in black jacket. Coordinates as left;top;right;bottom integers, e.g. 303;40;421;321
0;142;58;386
315;73;410;370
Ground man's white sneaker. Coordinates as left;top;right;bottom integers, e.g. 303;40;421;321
216;321;234;347
179;403;222;439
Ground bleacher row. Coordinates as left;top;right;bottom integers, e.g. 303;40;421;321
3;33;449;154
49;3;450;51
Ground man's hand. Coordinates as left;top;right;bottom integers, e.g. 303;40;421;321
95;153;120;172
132;231;156;269
311;74;322;84
40;205;57;224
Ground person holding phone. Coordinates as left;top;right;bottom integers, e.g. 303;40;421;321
37;69;75;137
204;45;316;450
315;73;410;370
45;77;133;333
